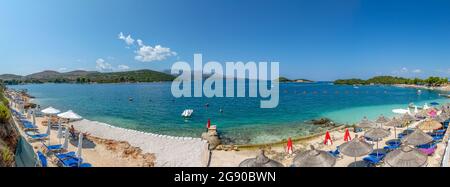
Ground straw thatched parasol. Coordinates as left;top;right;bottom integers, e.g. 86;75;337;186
239;150;284;167
401;129;433;146
400;114;416;131
385;117;401;138
417;119;442;131
415;110;428;119
357;117;376;129
364;128;390;155
292;145;336;167
339;135;373;167
375;115;390;127
401;114;416;124
384;144;427;167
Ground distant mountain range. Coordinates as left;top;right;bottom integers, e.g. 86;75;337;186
0;69;176;84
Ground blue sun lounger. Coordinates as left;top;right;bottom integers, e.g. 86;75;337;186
25;131;48;141
55;152;92;167
363;155;383;167
384;144;400;151
328;146;341;158
369;152;386;159
36;151;48;167
416;142;437;149
42;143;63;153
397;133;407;139
20;120;38;130
55;152;81;167
432;135;444;142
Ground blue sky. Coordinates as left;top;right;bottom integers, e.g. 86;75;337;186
1;0;450;81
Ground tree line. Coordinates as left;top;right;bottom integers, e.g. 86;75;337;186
334;76;449;86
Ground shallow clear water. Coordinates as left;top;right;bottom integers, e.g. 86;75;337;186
9;82;449;144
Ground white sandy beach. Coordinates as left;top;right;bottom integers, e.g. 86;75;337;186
71;119;210;167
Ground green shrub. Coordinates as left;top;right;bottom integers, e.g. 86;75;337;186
0;103;10;124
0;145;14;166
0;94;8;106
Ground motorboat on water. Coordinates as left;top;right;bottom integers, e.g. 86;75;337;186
181;109;193;118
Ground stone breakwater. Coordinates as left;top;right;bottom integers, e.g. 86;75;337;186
71;119;210;167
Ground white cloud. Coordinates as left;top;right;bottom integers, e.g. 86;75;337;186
412;69;422;73
96;58;113;72
118;33;176;62
137;39;144;46
135;43;177;62
118;65;130;70
118;32;135;45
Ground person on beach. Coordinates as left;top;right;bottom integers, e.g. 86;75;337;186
69;125;76;139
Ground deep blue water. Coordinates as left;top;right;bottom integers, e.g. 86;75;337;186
9;82;449;144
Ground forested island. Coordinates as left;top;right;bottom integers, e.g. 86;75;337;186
275;77;314;83
334;76;448;86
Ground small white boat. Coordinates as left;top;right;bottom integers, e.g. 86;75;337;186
417;90;422;95
181;109;193;118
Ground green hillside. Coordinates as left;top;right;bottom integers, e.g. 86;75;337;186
0;69;175;84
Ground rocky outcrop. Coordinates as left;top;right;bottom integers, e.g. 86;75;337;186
306;118;338;128
201;127;221;150
88;136;156;167
0;118;19;167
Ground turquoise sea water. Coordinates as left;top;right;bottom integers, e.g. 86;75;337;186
9;82;449;144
